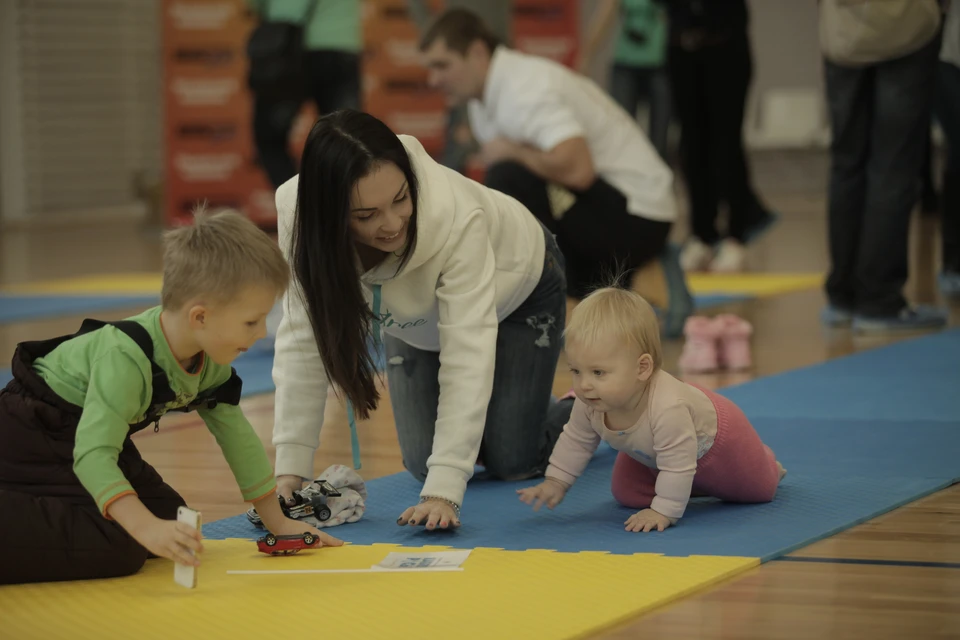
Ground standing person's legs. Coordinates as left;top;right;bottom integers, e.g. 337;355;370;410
306;50;361;113
853;36;946;329
935;61;960;291
702;35;770;246
609;63;643;122
822;59;873;320
647;66;673;161
252;97;302;189
668;44;719;269
610;64;671;161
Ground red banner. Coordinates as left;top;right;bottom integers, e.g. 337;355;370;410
161;0;577;228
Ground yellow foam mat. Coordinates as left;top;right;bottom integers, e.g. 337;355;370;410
4;271;823;301
686;272;822;297
2;273;162;295
1;540;756;640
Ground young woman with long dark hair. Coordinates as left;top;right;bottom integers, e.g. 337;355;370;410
270;109;572;529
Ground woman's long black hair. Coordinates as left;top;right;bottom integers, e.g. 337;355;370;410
291;109;419;419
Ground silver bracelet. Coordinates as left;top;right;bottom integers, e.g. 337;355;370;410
420;495;461;519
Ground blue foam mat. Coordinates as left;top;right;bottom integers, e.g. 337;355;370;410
203;328;960;561
0;294;745;391
0;292;746;326
0;294;160;324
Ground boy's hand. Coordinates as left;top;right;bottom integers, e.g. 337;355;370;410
107;494;202;566
276;474;304;505
270;517;344;547
625;508;673;533
252;489;342;546
516;477;569;511
136;517;204;566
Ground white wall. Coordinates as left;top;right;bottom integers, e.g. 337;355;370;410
0;0;162;226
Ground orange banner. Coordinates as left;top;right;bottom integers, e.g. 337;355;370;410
161;0;577;228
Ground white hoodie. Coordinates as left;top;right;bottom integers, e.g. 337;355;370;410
271;135;547;506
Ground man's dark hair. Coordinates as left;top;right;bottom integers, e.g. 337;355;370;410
418;8;501;55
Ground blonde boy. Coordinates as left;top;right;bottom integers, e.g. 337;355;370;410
519;287;784;532
0;208;341;585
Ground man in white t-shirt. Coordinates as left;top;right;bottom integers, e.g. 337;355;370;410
417;8;692;338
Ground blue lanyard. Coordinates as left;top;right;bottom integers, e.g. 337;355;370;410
345;284;382;470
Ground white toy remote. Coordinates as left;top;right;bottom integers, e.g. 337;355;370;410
174;506;201;589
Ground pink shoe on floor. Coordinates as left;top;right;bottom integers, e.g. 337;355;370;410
715;314;753;370
678;316;720;373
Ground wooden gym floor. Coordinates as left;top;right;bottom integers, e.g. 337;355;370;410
1;149;958;638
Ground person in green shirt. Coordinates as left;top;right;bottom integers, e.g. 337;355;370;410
578;0;672;159
0;208;342;585
245;0;362;189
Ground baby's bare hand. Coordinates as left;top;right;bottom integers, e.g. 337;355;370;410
625;508;673;533
516;478;568;511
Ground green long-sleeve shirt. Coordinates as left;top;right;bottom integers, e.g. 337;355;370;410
245;0;361;53
33;306;276;516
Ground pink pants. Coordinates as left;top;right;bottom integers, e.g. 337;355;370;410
611;385;780;509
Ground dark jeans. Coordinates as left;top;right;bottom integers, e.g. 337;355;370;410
484;161;671;299
936;61;960;273
824;35;941;316
609;63;672;160
253;50;360;189
385;223;571;484
667;33;769;244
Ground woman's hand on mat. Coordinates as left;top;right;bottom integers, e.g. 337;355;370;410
516;478;568;511
276;474;304;505
271;518;344;547
140;517;205;566
397;498;460;530
624;508;672;533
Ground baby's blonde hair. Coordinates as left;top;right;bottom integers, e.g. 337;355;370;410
564;287;663;369
161;205;290;310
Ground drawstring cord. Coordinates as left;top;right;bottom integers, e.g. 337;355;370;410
345;284;382;470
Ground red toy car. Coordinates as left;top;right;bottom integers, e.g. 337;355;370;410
256;532;321;556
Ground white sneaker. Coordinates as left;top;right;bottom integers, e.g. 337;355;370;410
680;238;714;272
709;239;747;272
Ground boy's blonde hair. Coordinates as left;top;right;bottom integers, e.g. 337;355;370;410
564;287;663;368
161;206;290;310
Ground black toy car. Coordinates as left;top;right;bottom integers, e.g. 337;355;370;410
245;479;342;527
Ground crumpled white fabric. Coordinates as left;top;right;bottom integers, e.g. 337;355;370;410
301;464;367;528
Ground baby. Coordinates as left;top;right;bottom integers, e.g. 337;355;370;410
518;287;785;532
